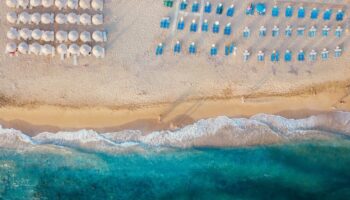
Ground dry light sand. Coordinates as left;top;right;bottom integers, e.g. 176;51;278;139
0;0;349;134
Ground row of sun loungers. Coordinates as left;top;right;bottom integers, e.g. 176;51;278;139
155;42;343;61
6;0;103;11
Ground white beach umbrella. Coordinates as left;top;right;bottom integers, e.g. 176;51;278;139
42;0;53;7
57;44;67;55
18;42;29;54
92;0;103;11
67;0;78;9
80;44;92;56
5;42;17;54
31;13;41;25
30;0;41;7
79;0;90;9
31;29;43;40
55;13;67;24
7;27;19;40
19;28;32;40
18;0;30;9
41;13;54;24
68;30;79;42
41;44;55;56
67;13;79;24
55;0;67;10
42;31;54;42
80;13;91;25
92;30;104;42
56;30;68;43
7;12;18;24
80;31;91;42
68;44;80;55
92;14;103;25
29;42;41;55
92;45;105;58
6;0;18;8
18;12;31;24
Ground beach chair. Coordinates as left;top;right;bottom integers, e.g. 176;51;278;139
298;7;305;18
323;9;332;20
243;27;250;38
204;2;211;13
246;3;255;15
92;45;105;59
180;0;187;11
310;8;319;19
321;48;329;60
308;26;317;37
163;0;173;7
212;21;220;33
298;50;305;61
272;6;279;17
243;50;250;61
160;17;170;29
192;1;199;13
335;26;343;38
177;17;185;30
210;44;218;56
297;27;305;36
284;50;292;62
285;26;292;37
189;42;196;54
271;50;280;62
272;26;279;37
322;26;330;37
224;23;231;36
336;10;344;21
190;20;197;32
18;42;29;54
174;41;181;54
256;3;266;15
285;6;293;17
259;26;266;37
202;20;209;32
257;51;264;61
309;50;317;61
156;43;164;56
216;3;223;15
334;46;342;58
227;5;235;17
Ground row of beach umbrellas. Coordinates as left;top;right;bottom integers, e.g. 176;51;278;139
6;0;103;11
7;11;103;26
6;42;105;59
7;27;107;43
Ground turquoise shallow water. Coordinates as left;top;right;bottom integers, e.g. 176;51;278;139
1;139;350;200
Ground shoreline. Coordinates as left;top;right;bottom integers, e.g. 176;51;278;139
0;80;349;136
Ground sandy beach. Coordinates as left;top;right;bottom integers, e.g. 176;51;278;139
0;0;349;135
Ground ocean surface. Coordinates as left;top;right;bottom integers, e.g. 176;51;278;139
1;113;350;199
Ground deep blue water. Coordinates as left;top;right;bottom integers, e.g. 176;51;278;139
1;140;350;200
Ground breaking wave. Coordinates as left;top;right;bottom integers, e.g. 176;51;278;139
1;112;350;152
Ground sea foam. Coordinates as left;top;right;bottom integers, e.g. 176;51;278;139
0;112;349;151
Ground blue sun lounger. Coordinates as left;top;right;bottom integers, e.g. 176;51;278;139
323;9;332;20
216;3;223;15
284;50;292;62
272;26;279;37
285;6;293;17
298;50;305;61
227;5;235;17
336;10;344;21
189;42;196;54
202;20;209;32
334;46;342;58
177;18;185;30
243;27;250;38
204;2;211;13
225;43;235;56
259;26;266;37
272;6;279;17
271;51;280;62
180;0;187;11
174;41;181;53
210;44;218;56
156;43;164;55
321;49;329;60
311;8;319;19
308;26;317;37
309;50;317;61
192;1;199;13
256;3;266;15
160;17;170;29
224;23;231;35
190;20;197;32
298;7;305;18
322;26;330;37
285;26;292;37
257;51;264;61
212;21;220;33
335;26;343;37
246;3;255;15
